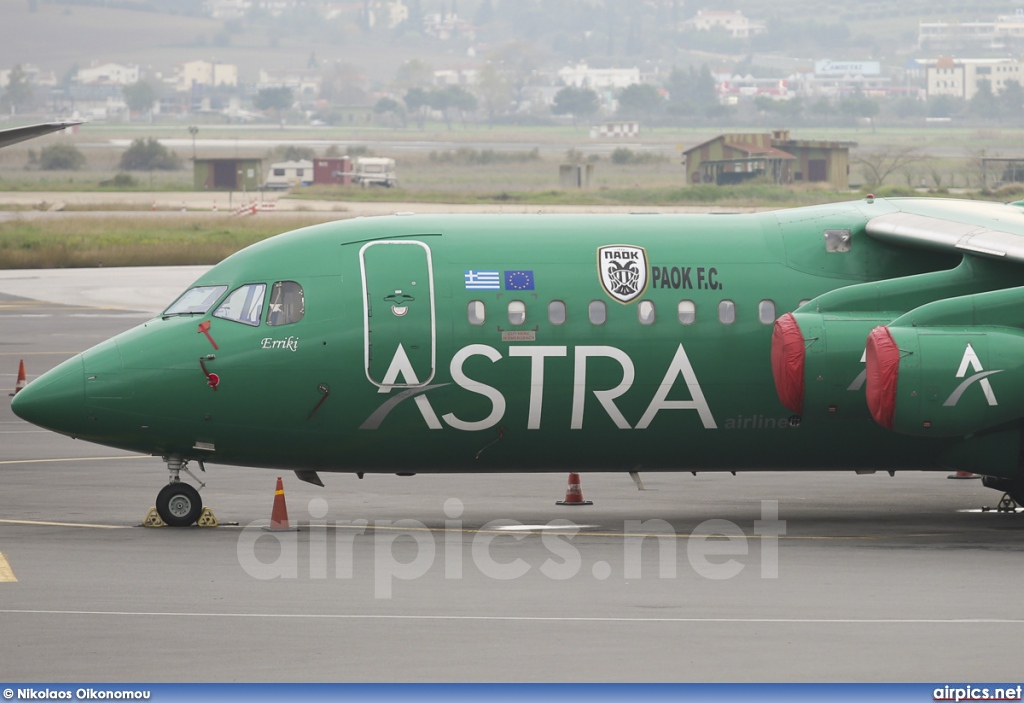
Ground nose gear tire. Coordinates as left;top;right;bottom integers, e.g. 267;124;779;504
156;482;203;527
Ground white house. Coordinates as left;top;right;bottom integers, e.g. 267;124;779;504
685;10;765;38
558;63;640;90
433;69;478;86
78;62;140;86
258;68;322;95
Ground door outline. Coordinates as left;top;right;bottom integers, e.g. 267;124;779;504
359;240;437;389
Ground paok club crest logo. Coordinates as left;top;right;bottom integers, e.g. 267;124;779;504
598;245;649;304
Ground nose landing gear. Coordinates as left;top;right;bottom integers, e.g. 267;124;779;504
154;456;205;527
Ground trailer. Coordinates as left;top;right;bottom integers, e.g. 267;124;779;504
353;157;397;187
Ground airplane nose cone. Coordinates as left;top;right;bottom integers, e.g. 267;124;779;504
11;354;86;434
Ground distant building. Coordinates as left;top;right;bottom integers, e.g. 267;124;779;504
77;62;140;86
919;13;1024;50
193;158;263;191
558;63;641;90
173;60;238;92
716;76;795;103
682;130;854;188
367;1;408;29
786;62;895;100
206;0;252;20
921;56;1023;100
61;84;127;121
685;10;765;38
258;68;322;96
423;11;474;39
0;64;57;88
313;156;352;186
434;69;478;86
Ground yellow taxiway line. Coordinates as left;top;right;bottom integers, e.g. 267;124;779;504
0;519;129;530
0;455;153;466
0;351;85;356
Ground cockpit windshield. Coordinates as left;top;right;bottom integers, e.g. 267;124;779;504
163;285;228;316
214;283;267;326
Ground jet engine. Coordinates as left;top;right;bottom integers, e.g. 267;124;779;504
865;324;1024;437
772;258;1024;421
771;311;890;418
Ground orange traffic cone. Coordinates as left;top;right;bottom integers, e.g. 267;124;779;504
262;476;299;531
948;471;981;479
10;360;26;396
556;472;593;506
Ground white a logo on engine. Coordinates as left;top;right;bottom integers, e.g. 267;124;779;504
598;245;648;304
943;343;1001;407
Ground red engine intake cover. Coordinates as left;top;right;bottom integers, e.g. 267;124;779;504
865;326;900;430
771;312;805;414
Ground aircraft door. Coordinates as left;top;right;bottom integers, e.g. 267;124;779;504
360;240;436;388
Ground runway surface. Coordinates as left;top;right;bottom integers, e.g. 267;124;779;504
1;273;1024;682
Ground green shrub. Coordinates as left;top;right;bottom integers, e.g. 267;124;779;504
120;138;181;171
428;147;541;165
610;147;667;165
99;173;138;188
39;143;85;170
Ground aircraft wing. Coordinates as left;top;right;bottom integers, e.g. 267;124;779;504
0;120;82;149
865;199;1024;263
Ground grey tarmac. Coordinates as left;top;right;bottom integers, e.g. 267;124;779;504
1;269;1023;683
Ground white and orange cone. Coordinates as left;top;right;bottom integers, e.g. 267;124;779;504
556;472;593;506
262;476;299;531
10;360;26;396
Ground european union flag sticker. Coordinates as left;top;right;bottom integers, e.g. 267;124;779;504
505;270;535;290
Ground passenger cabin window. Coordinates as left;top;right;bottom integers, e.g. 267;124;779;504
468;300;485;325
638;300;656;325
758;300;776;325
548;300;566;325
267;281;304;326
164;285;227;315
214;283;266;326
508;300;526;325
718;300;736;325
677;300;696;325
589;300;607;325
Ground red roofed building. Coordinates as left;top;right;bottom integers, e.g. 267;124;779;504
682;130;855;188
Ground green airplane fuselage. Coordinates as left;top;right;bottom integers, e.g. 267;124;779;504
15;198;1024;479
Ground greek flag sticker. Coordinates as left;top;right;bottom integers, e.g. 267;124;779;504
465;270;501;290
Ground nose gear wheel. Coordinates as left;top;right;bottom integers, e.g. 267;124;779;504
155;482;203;526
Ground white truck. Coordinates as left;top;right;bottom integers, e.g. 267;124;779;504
353;157;397;188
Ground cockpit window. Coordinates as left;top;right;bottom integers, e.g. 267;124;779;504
214;283;266;326
164;285;228;316
267;281;305;326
